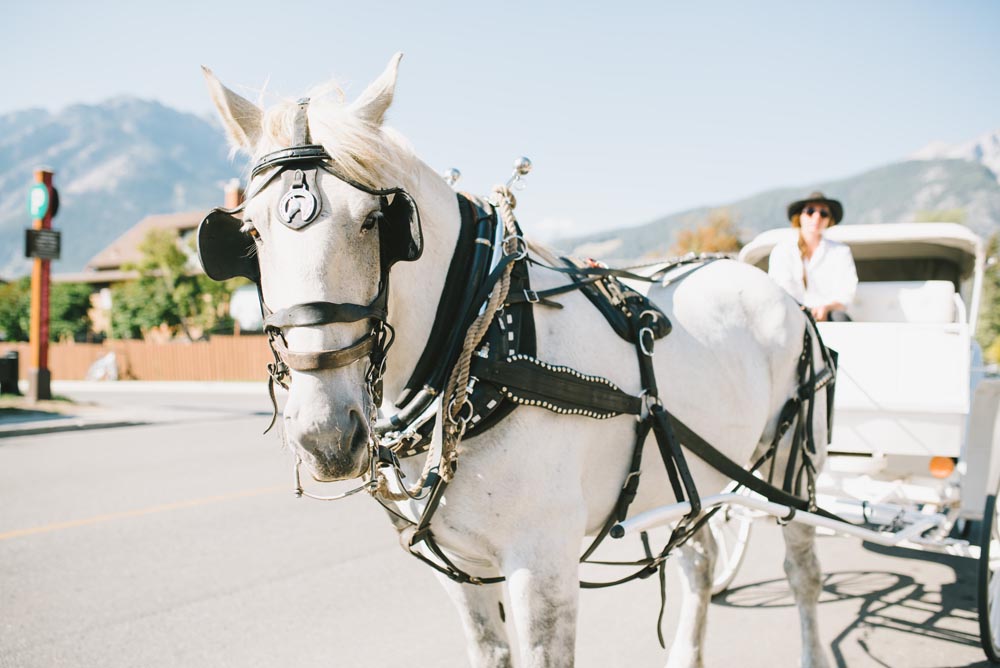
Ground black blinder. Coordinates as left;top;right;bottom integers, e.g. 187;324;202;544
197;209;260;282
378;189;423;269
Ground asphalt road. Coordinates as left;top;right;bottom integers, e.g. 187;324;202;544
0;386;993;667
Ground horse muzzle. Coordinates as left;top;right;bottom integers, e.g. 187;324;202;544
283;402;372;481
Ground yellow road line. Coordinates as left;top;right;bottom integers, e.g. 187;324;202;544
0;486;286;541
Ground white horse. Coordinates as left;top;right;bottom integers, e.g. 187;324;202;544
201;54;831;668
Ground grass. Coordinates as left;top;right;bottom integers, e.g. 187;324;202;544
0;393;78;415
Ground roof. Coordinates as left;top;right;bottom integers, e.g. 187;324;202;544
739;223;985;276
86;211;203;271
51;269;140;285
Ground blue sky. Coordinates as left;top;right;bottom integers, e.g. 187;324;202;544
5;0;999;238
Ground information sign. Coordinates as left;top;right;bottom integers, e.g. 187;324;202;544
25;229;61;260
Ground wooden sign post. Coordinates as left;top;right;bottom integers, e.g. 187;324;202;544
26;168;59;402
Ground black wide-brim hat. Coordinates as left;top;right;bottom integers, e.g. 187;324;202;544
787;191;843;224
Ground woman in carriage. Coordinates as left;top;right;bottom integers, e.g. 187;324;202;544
768;191;858;322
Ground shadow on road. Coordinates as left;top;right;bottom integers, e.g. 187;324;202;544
714;545;985;668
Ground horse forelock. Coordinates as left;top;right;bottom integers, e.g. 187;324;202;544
253;88;417;191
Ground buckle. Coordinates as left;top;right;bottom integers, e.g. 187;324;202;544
524;289;540;304
639;327;655;356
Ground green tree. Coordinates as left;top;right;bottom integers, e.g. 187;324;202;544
978;233;1000;363
110;229;244;339
0;278;30;341
50;282;94;341
0;278;91;342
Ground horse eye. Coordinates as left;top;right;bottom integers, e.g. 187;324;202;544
362;210;384;231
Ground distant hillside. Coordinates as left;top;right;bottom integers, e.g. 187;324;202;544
557;137;1000;261
0;98;242;276
1;97;996;275
911;127;1000;184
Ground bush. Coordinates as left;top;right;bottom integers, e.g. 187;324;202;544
0;278;92;342
670;209;743;255
110;229;247;339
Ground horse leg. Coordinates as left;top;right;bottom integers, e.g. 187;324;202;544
664;525;717;668
781;522;830;668
502;541;581;668
435;569;513;668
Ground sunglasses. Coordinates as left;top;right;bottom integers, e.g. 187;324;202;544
803;206;831;219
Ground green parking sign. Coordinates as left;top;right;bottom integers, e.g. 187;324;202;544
28;183;49;219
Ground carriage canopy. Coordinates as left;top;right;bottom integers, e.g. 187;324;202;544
739;222;986;329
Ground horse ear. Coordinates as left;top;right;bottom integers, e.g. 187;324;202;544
350;53;402;126
201;66;262;151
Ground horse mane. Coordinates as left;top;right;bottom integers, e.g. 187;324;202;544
254;84;418;190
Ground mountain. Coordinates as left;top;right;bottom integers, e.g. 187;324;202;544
911;128;1000;184
1;98;996;275
0;98;242;276
557;131;1000;261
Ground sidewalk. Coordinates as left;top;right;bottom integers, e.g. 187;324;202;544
0;380;269;438
0;398;143;438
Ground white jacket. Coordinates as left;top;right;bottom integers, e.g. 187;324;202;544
768;236;858;308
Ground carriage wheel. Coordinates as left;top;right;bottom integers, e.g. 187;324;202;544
979;485;1000;662
709;504;754;595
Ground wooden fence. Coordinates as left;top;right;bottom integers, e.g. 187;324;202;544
0;336;274;381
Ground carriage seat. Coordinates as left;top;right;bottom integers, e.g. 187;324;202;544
848;280;956;324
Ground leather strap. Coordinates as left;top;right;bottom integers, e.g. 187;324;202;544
503;277;602;306
264;293;388;329
472;356;642;416
251;145;332;179
666;414;843;523
526;254;724;284
270;331;375;371
293;98;311;145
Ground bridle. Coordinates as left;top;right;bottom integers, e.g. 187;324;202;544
196;99;423;497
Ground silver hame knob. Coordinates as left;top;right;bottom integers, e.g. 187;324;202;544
513;156;532;176
443;168;461;187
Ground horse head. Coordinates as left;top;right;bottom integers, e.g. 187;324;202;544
200;54;423;482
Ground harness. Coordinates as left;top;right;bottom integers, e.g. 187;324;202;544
196;104;839;631
375;206;839;598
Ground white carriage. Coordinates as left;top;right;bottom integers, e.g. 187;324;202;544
616;222;1000;662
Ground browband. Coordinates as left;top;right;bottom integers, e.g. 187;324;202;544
251;145;332;179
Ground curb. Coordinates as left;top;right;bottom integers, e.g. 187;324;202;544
45;380;266;394
0;419;149;439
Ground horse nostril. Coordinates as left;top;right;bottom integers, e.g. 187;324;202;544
347;408;369;454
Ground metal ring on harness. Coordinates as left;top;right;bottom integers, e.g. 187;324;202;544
638;310;660;357
638;389;663;421
503;234;528;261
639;327;655;356
639;309;661;323
447;396;475;428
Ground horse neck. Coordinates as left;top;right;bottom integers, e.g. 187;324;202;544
381;161;462;403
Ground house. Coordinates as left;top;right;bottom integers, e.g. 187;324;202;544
51;180;245;336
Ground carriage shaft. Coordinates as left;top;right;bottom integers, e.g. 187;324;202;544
612;493;978;558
